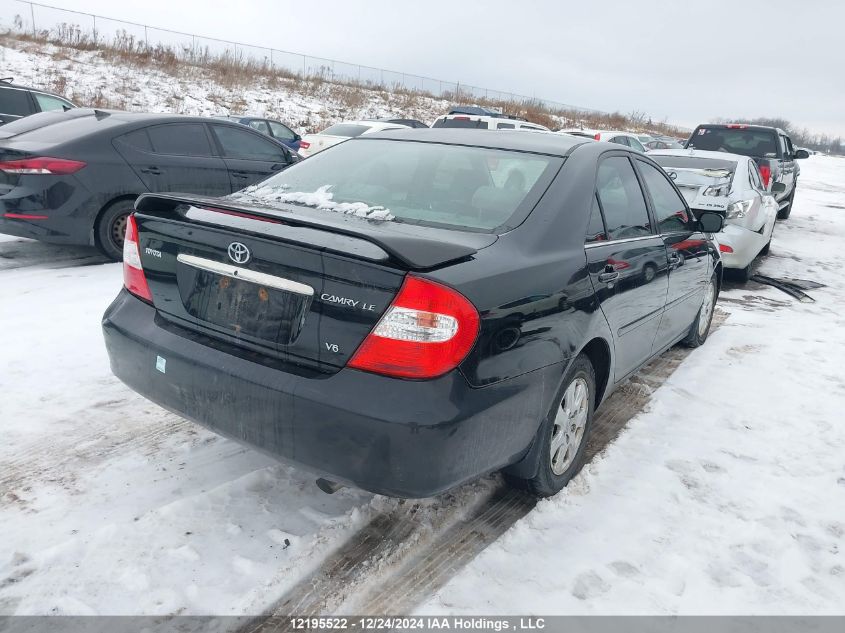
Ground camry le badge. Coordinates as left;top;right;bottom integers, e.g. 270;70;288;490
228;242;250;264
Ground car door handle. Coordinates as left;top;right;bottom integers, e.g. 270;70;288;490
231;171;250;179
598;271;619;283
140;166;161;175
270;163;284;171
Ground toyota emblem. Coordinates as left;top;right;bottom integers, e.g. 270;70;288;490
227;242;251;264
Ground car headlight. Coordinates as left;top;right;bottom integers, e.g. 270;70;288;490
726;200;753;219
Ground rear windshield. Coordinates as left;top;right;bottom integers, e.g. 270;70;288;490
229;138;561;232
432;117;490;130
687;127;779;158
320;123;371;137
0;112;123;142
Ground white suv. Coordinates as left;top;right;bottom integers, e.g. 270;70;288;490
432;113;549;132
557;129;647;152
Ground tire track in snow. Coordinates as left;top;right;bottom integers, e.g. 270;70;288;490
243;311;728;627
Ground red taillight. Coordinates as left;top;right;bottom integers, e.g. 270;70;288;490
2;212;49;219
594;133;601;141
123;214;153;303
725;124;748;129
299;140;311;149
347;275;480;379
719;243;734;253
453;116;471;120
758;164;772;188
0;157;87;175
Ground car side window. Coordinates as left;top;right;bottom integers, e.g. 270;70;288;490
211;125;288;161
147;124;213;157
0;86;34;116
784;136;795;160
596;156;652;239
497;122;515;130
116;128;153;152
248;120;270;135
268;121;295;141
585;194;607;243
609;136;629;147
637;161;692;233
628;137;646;152
34;93;71;112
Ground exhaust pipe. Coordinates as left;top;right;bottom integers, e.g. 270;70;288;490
316;477;345;494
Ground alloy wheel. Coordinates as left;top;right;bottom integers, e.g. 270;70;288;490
550;377;589;475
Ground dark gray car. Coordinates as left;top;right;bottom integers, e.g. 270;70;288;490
0;78;76;125
0;109;297;259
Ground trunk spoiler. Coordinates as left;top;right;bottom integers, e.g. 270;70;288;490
134;192;495;270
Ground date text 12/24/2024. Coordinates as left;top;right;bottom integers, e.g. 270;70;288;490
289;617;547;631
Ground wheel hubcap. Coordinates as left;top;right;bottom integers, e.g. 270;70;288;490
550;377;589;476
111;213;128;250
698;279;716;337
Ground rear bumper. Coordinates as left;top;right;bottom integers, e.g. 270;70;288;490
0;177;97;244
102;290;556;497
717;224;766;269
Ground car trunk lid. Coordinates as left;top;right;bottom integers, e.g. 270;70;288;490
132;193;494;373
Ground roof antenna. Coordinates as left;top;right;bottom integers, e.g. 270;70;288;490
93;109;111;120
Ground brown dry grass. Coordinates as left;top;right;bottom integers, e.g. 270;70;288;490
1;23;688;137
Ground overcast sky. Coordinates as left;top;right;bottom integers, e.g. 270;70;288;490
35;0;844;136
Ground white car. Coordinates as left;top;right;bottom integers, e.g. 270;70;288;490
299;120;410;157
650;149;779;281
558;129;647;152
432;113;549;132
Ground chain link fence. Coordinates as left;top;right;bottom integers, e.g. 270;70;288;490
0;0;604;115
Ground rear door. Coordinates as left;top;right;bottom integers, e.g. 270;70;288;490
585;154;669;380
635;158;710;348
114;123;231;196
209;124;292;190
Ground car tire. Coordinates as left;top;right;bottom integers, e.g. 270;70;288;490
761;238;772;256
682;272;718;348
734;260;753;283
777;184;796;220
95;198;135;261
506;354;595;497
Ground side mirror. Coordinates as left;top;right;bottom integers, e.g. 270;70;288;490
771;182;786;193
698;211;724;233
794;149;810;159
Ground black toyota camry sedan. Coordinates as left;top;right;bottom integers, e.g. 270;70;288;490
102;129;725;498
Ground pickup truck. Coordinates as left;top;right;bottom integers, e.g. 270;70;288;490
684;123;809;219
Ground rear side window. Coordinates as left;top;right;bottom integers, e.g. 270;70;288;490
609;136;629;147
320;123;370;137
34;93;71;112
0;87;33;116
268;121;295;141
147;124;212;156
688;127;779;158
596;156;652;240
748;160;763;190
211;125;288;161
248;120;270;134
586;195;607;243
497;122;515;130
637;161;691;233
116;128;153;152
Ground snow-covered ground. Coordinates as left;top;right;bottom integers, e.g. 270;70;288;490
0;39;451;132
1;157;844;616
422;156;845;615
